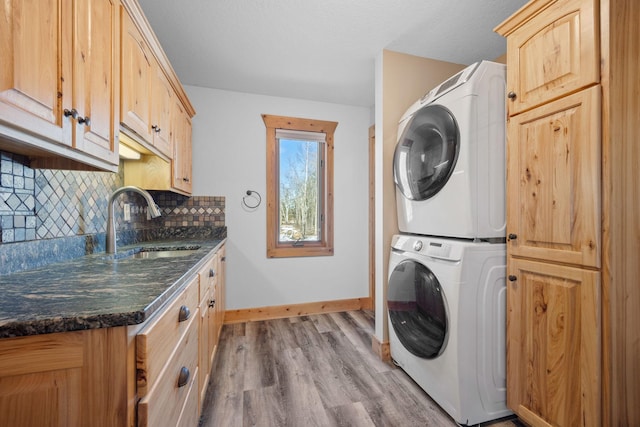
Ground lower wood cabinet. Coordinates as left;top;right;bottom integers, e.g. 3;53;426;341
197;245;226;410
507;258;600;427
0;243;226;427
0;327;132;427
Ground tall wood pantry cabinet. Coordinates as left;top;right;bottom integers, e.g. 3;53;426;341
495;0;640;426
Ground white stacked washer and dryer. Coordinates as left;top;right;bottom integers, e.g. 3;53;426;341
387;61;512;426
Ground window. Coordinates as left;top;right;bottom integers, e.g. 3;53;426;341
262;114;337;258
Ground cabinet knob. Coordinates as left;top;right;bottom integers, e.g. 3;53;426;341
221;256;226;262
208;299;216;308
64;108;79;119
507;91;517;100
151;124;158;130
178;305;190;322
508;233;518;240
182;177;190;182
78;115;90;126
508;275;517;282
177;366;190;388
209;269;215;277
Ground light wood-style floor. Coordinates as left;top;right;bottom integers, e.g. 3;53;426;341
199;311;521;427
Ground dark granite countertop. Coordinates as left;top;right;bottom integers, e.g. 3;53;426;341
0;238;225;338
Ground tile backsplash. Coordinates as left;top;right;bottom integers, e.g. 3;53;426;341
0;150;225;244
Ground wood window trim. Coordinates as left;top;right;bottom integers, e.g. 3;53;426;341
262;114;337;258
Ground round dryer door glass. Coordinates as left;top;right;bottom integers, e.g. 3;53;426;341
388;259;448;359
393;105;459;200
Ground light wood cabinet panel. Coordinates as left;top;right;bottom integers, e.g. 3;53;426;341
499;0;640;424
122;95;193;195
0;332;83;427
138;316;199;427
176;375;199;427
151;67;173;157
0;0;68;143
120;9;153;143
71;0;119;165
136;275;199;398
500;0;599;116
197;254;216;408
0;0;119;171
216;246;226;338
506;86;601;268
0;327;132;427
198;295;211;409
120;12;172;159
172;100;193;194
196;245;226;412
507;258;600;427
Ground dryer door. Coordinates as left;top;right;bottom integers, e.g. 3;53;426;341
393;105;459;201
388;258;448;359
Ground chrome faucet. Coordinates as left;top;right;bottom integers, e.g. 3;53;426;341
106;186;162;254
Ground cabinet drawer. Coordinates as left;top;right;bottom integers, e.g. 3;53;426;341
502;0;599;115
197;253;218;303
138;316;199;427
136;276;199;397
176;371;199;427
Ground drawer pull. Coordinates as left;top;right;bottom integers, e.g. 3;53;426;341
208;299;216;308
508;233;517;240
508;275;517;282
177;366;190;388
209;269;215;277
178;305;190;322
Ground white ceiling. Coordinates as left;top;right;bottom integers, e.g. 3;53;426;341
137;0;526;107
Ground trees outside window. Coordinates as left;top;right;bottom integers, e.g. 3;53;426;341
262;114;337;258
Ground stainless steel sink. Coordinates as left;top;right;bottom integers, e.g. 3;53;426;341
133;248;200;259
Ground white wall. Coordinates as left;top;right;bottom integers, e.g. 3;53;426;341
186;85;371;310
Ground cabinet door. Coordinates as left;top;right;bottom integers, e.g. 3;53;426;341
71;0;119;165
198;296;210;409
0;332;84;427
0;0;71;145
505;0;599;115
507;86;600;267
120;11;152;142
216;246;226;328
172;100;192;194
151;67;173;157
507;257;600;427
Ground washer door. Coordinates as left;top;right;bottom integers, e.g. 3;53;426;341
393;105;459;201
388;258;448;359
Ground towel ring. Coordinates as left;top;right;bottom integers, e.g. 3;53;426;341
242;190;261;209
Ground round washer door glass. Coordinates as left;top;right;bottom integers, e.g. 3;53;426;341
388;259;448;359
393;105;459;200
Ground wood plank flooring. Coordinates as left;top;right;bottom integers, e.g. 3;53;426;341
199;311;521;427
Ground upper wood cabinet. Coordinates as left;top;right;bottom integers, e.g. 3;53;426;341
120;0;195;194
152;68;173;157
172;100;193;194
120;9;153;143
120;9;173;158
0;0;120;171
501;0;599;116
506;86;601;268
